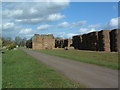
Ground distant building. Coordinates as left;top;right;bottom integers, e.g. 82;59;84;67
32;34;55;50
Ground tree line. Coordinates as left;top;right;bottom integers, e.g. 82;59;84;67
1;36;32;50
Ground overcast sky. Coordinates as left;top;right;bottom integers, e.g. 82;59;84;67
1;1;119;39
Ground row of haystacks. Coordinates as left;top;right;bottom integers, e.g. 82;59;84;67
72;29;119;52
27;29;119;52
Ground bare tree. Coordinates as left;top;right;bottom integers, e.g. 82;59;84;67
20;38;27;47
15;36;22;46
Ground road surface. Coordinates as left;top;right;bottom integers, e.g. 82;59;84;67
22;48;118;88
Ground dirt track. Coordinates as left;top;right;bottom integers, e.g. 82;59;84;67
22;48;118;88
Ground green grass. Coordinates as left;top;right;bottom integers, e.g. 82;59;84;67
37;49;119;70
2;49;84;88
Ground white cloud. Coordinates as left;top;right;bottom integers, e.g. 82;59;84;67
15;18;43;24
78;28;89;33
88;24;101;28
33;0;70;2
37;24;53;30
12;10;23;17
18;28;35;39
36;20;86;30
70;21;87;29
109;17;119;27
78;28;96;34
36;24;54;31
3;9;23;19
19;28;33;34
15;13;65;24
55;32;77;39
3;2;69;24
2;22;21;32
2;22;15;30
2;22;22;38
56;32;65;38
30;8;38;14
66;33;78;38
89;28;96;32
15;18;44;24
103;17;120;29
47;13;65;21
58;21;69;27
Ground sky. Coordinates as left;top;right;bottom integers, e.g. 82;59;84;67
1;1;119;39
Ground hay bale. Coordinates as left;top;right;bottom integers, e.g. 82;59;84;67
88;31;98;51
55;39;64;48
82;34;89;50
32;36;43;49
98;30;111;52
110;29;118;52
110;29;120;52
72;35;82;49
63;39;68;48
63;39;73;48
32;34;55;49
55;39;60;48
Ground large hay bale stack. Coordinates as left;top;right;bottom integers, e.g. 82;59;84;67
72;29;119;52
55;39;64;48
67;39;73;47
110;29;118;52
43;34;55;49
82;34;89;50
55;39;60;48
63;39;73;48
32;34;55;50
78;32;98;51
32;35;43;49
78;35;82;49
88;31;98;51
98;30;111;52
60;39;64;48
72;35;82;49
63;39;68;48
118;29;120;52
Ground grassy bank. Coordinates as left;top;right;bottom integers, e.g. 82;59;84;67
2;49;83;88
37;49;118;70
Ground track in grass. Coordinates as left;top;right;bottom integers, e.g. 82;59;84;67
23;48;118;88
37;49;118;70
2;49;82;88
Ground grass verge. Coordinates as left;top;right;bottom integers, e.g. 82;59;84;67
2;49;84;88
37;49;119;70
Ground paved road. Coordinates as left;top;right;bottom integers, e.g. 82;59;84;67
22;48;118;88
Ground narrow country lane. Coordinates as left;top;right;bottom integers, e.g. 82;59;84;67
21;48;118;88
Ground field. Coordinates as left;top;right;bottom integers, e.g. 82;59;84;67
2;49;83;88
37;49;119;70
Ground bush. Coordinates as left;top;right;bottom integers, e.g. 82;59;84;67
6;43;16;50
